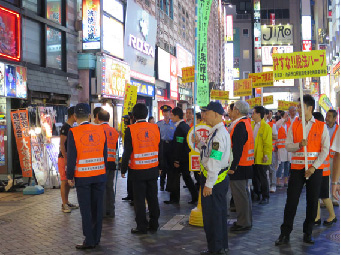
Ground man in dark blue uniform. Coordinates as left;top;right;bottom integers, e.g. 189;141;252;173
157;105;176;191
67;103;107;250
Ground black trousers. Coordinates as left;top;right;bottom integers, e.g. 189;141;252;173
160;141;173;188
76;181;105;246
127;168;133;200
132;177;160;231
168;164;198;202
201;174;229;252
252;164;270;199
281;169;323;235
103;162;116;216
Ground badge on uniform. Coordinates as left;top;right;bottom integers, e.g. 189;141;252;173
212;142;219;150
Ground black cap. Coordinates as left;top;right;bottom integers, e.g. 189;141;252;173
206;102;224;115
160;105;172;112
75;103;90;115
200;106;208;112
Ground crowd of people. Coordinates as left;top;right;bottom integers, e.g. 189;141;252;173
56;94;340;254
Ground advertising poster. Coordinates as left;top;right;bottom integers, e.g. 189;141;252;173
103;15;124;59
11;109;32;177
82;0;101;50
0;63;5;96
38;107;54;140
0;7;20;61
211;90;229;100
272;50;327;80
249;71;273;88
46;0;61;24
16;66;27;98
261;24;293;45
262;46;293;65
30;133;46;185
233;79;252;97
170;55;178;100
182;66;195;83
5;65;16;97
0;126;5;166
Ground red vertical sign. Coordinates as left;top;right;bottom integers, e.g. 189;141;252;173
11;109;32;177
270;13;275;25
170;55;178;100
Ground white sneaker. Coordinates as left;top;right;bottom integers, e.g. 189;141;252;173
270;186;276;193
62;204;71;213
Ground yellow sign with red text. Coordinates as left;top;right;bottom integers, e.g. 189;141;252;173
182;66;195;83
278;100;299;111
246;95;273;108
272;50;327;80
249;71;274;88
233;79;252;97
210;90;229;100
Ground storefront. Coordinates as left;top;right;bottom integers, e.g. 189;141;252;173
130;78;155;116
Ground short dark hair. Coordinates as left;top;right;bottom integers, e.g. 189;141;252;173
299;94;315;113
254;106;265;119
172;107;184;119
280;111;285;117
186;108;194;114
313;112;324;122
67;106;75;119
275;115;281;122
132;103;148;119
148;116;154;122
93;107;102;118
265;109;270;115
98;109;110;122
328;109;337;118
196;112;201;120
229;103;234;110
269;110;273;114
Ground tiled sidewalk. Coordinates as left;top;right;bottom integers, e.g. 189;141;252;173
0;177;339;255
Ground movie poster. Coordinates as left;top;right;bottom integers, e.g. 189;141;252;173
16;66;27;98
5;65;16;97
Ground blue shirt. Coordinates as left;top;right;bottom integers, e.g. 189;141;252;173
157;119;176;141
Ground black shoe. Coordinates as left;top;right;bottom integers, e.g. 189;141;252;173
259;198;269;205
314;219;321;225
147;227;158;233
122;196;132;201
275;234;290;246
75;242;96;250
188;200;198;205
230;207;236;212
323;217;337;226
164;200;179;204
131;228;147;234
183;185;187;188
200;249;226;255
303;233;315;244
230;224;252;232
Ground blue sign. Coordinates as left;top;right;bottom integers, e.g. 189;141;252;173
131;79;155;97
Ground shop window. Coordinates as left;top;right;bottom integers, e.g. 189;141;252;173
46;0;62;24
23;0;39;13
22;18;41;65
46;26;62;70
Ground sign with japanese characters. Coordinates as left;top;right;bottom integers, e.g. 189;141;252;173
11;109;32;177
233;79;252;97
210;90;229;100
278;100;299;111
196;0;213;106
263;95;274;105
246;97;261;108
82;0;101;50
272;50;327;80
249;71;273;88
123;84;137;116
182;66;195;83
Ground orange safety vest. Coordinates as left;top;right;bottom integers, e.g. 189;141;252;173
291;119;325;170
129;122;160;170
72;124;106;178
287;117;298;128
321;154;331;176
277;124;288;149
102;123;119;162
268;121;276;151
230;118;255;166
329;124;339;158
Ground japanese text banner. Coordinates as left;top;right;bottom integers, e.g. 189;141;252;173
11;109;32;177
123;84;137;116
233;79;252;97
210;90;229;100
249;71;273;88
182;66;195;83
278;100;299;111
272;50;327;80
263;95;274;105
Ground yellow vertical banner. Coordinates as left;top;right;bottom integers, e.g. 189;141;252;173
123;83;137;116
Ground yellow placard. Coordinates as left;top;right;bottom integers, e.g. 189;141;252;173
278;100;299;111
272;50;327;80
249;71;274;88
123;83;137;116
182;66;195;83
210;90;229;100
189;151;201;171
233;79;252;97
263;95;274;105
246;97;261;108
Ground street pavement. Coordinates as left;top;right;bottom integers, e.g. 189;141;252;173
0;176;339;255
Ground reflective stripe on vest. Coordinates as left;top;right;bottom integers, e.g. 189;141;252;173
129;122;160;170
291;119;324;170
330;124;339;158
200;163;228;186
102;124;119;162
72;124;106;177
230;118;255;166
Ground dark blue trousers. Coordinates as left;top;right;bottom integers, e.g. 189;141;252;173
76;181;105;246
201;174;229;252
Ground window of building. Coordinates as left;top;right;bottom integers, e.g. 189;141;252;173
160;0;173;19
22;0;39;13
22;18;42;65
46;26;62;69
46;0;62;24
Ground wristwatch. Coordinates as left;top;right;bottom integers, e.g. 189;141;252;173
331;182;340;185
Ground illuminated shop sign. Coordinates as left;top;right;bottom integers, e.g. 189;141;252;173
82;0;101;50
128;34;154;57
131;78;155;97
261;24;293;45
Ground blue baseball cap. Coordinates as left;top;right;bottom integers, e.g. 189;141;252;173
75;103;91;115
206;101;224;115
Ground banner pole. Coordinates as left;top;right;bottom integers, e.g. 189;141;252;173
299;79;309;179
193;0;198;149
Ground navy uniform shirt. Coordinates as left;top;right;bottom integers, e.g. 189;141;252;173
157;119;176;141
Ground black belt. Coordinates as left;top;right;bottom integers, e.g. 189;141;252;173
161;140;172;144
